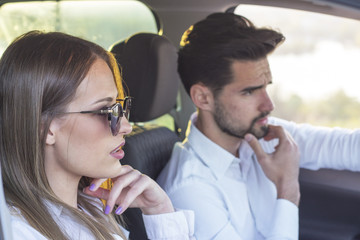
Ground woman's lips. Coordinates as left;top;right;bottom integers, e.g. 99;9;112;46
110;142;125;159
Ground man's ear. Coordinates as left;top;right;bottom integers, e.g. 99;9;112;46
190;83;214;111
45;120;59;146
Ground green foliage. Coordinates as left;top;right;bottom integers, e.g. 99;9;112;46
0;1;158;55
272;89;360;129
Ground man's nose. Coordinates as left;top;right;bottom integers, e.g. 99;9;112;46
259;91;274;113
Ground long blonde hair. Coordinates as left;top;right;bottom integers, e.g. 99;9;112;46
0;31;126;240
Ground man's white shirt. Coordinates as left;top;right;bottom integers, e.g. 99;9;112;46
157;112;360;239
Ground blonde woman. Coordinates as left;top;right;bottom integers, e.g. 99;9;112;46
0;31;194;240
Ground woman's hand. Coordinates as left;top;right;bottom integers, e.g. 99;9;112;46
83;165;174;215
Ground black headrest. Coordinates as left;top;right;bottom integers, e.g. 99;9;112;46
110;33;180;122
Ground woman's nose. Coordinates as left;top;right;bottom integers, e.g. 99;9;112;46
118;117;132;136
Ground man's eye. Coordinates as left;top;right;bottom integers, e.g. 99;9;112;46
242;89;254;95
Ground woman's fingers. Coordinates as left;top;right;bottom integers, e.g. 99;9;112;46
116;174;151;214
83;186;110;200
86;178;108;192
83;165;135;212
83;164;174;215
121;174;174;215
105;168;143;214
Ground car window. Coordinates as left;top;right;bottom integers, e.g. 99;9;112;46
235;5;360;129
0;0;158;55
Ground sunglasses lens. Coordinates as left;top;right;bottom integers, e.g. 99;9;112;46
124;98;132;120
109;98;132;136
110;104;121;136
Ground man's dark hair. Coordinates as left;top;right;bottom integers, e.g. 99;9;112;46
178;12;285;96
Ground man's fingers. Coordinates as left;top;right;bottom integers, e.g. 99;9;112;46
269;126;298;152
264;125;286;141
245;133;267;162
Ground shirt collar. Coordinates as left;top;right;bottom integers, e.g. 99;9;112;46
43;199;63;218
186;112;258;180
238;140;255;179
186;112;239;180
43;191;97;218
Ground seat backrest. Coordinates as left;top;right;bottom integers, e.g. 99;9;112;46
110;33;180;240
111;33;179;122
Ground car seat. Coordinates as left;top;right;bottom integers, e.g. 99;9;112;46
109;32;181;240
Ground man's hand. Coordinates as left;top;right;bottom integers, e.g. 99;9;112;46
245;125;300;206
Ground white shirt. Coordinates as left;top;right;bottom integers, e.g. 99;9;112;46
9;194;195;240
157;112;360;240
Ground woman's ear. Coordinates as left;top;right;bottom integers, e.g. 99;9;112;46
189;83;214;111
45;120;59;145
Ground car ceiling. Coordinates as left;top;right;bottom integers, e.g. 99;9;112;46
1;0;359;18
141;0;360;16
139;0;360;46
0;0;359;46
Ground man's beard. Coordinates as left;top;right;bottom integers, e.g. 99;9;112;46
213;101;270;139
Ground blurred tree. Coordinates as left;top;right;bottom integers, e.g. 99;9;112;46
272;89;360;129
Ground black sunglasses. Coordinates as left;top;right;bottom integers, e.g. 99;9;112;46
64;97;132;136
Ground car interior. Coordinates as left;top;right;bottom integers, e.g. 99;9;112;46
109;32;181;240
1;0;360;240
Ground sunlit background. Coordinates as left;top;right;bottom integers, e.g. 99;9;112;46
235;5;360;128
0;1;158;53
0;1;359;129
